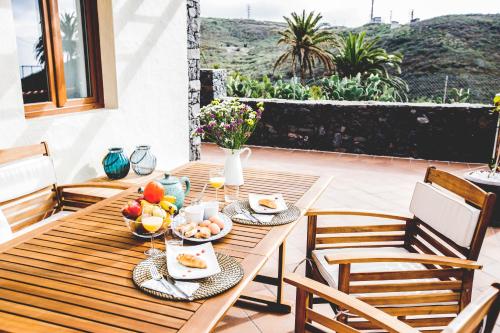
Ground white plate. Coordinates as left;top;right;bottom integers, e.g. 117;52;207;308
166;242;221;280
248;193;288;214
172;213;232;243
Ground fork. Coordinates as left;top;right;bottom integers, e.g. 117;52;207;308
149;264;193;301
165;275;193;301
149;264;175;294
235;206;260;224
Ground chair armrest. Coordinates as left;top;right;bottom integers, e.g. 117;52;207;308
306;208;413;221
57;182;133;208
284;273;418;333
324;252;482;270
57;182;131;191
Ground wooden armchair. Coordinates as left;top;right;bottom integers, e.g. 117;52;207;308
285;272;500;333
0;142;130;243
304;167;496;331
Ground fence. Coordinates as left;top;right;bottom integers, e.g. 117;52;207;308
401;73;500;104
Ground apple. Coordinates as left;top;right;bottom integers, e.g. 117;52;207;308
143;181;164;203
122;201;142;219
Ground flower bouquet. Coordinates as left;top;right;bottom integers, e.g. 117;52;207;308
194;99;264;190
194;99;264;150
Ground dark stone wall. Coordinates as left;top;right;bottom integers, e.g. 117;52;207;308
200;69;227;107
187;0;201;161
234;98;496;163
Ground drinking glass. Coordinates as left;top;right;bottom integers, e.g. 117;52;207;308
141;216;167;256
209;169;225;201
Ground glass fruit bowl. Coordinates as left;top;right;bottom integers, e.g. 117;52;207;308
123;216;170;239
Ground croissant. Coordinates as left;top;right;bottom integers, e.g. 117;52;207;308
194;227;211;239
258;198;277;209
177;253;207;269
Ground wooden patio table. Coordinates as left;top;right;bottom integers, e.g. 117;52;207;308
0;162;331;333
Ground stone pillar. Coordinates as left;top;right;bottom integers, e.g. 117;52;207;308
187;0;201;161
200;69;227;107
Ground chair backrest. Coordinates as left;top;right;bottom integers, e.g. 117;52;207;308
406;167;495;261
0;142;60;234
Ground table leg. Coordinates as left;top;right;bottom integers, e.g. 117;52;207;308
235;241;292;314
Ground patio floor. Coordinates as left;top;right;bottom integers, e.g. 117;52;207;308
199;143;500;333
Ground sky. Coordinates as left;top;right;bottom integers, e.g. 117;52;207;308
201;0;499;27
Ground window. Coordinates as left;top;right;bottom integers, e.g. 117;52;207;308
13;0;103;118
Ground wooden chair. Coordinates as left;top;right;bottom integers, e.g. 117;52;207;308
0;142;130;243
285;272;500;333
304;167;496;331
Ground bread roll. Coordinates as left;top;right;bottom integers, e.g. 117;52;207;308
258;198;277;209
177;254;207;269
194;227;211;239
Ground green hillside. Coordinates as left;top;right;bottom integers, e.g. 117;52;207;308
200;14;500;103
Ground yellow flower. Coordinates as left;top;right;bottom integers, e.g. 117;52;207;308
246;119;254;126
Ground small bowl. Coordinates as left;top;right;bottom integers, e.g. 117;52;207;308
123;216;169;239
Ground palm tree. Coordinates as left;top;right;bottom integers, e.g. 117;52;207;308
60;12;78;61
34;12;78;65
274;10;336;83
333;31;407;95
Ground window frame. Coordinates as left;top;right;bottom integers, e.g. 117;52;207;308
22;0;104;119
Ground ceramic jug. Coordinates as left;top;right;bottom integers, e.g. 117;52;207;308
222;147;252;186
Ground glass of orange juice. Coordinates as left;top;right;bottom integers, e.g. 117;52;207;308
209;168;225;201
141;215;166;256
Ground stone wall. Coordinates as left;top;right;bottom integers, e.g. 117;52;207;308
200;69;227;107
187;0;201;160
237;99;496;163
199;69;496;162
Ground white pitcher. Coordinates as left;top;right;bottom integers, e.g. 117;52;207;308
222;147;252;185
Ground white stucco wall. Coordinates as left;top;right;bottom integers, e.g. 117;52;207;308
0;0;189;183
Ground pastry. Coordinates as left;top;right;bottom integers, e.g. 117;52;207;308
258;198;277;209
209;216;224;229
194;227;211;239
208;223;221;235
184;228;197;238
199;220;211;227
177;254;207;269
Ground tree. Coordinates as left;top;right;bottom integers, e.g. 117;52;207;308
34;12;78;65
274;10;336;83
332;31;407;97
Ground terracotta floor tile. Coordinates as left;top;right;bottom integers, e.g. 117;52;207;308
200;143;500;333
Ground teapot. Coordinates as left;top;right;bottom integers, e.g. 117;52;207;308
158;173;191;209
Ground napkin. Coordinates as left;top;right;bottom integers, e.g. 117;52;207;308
234;213;274;223
141;278;199;298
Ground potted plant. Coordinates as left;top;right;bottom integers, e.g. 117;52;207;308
194;98;264;188
464;93;500;226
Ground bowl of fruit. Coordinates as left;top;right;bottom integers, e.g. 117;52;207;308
121;181;178;238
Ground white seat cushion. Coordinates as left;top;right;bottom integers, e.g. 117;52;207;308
410;181;480;248
0;156;57;203
1;211;72;244
312;247;427;289
0;209;12;243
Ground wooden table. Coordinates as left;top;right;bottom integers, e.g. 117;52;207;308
0;162;331;333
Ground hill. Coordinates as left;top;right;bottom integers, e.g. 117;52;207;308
200;14;500;103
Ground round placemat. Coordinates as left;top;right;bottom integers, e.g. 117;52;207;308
133;252;243;301
222;200;300;226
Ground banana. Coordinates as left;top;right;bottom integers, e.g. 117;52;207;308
160;200;178;215
162;195;177;204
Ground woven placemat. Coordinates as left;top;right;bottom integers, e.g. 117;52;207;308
222;200;300;226
133;252;243;301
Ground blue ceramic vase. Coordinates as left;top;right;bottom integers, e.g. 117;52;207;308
130;145;157;176
102;147;130;180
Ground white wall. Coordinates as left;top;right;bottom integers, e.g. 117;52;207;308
0;0;190;183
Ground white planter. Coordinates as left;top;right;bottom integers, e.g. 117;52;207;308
222;147;252;186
